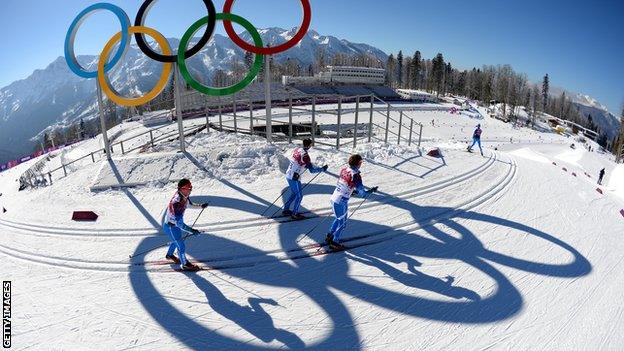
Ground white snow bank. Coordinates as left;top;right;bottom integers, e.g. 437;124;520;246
554;147;584;167
91;132;290;189
509;148;551;164
607;164;624;200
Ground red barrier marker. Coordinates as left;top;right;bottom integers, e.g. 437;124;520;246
72;211;98;222
572;173;577;177
552;162;557;166
621;209;624;218
596;188;603;194
562;167;567;172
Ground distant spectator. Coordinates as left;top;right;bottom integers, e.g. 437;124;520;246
598;168;605;185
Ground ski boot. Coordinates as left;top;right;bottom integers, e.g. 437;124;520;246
291;213;307;220
182;261;200;271
281;209;293;216
166;254;181;264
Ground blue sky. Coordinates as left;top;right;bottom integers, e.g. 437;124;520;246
0;0;622;114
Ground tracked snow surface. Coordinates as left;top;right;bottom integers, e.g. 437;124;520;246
1;103;623;350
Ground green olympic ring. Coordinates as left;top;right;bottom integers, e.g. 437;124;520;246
178;13;264;96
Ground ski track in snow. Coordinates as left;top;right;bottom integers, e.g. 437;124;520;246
0;152;515;272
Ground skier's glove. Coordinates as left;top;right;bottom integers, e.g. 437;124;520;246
322;165;328;172
191;228;201;235
201;203;209;209
367;186;378;194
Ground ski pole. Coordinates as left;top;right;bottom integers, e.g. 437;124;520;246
261;169;308;217
268;170;324;218
129;204;208;259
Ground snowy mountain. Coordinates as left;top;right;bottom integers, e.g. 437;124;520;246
548;87;621;140
0;28;387;164
570;93;621;140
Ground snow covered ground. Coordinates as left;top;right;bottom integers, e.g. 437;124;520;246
1;102;623;350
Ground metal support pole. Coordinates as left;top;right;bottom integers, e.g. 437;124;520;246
384;103;391;144
150;130;154;147
288;94;293;143
368;94;374;143
311;96;316;144
173;63;185;153
398;111;403;145
418;124;423;148
48;173;52;185
218;97;223;131
353;96;360;148
205;104;210;132
121;141;125;154
91;152;95;163
264;55;273;142
95;81;112;159
249;100;254;136
409;119;414;146
233;93;238;133
336;97;342;150
62;164;67;177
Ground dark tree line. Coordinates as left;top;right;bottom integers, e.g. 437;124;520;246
384;51;604;138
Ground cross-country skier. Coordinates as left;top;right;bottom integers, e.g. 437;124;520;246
598;168;605;185
467;124;483;156
326;154;377;250
282;138;328;220
164;179;208;271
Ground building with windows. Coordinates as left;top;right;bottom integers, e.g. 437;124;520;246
396;89;438;103
282;66;386;86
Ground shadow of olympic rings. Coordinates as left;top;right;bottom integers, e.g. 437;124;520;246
130;180;591;350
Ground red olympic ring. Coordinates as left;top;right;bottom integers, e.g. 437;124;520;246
222;0;312;55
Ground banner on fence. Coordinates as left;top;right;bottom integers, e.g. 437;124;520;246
0;143;72;174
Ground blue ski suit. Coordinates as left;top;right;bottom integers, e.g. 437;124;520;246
164;191;200;265
283;147;324;215
468;126;483;155
328;166;367;243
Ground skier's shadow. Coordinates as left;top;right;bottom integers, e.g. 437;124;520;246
348;252;481;301
187;273;305;349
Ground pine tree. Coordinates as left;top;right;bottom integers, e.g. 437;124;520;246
315;47;326;74
411;51;421;89
244;51;254;69
79;119;85;139
385;54;396;87
587;114;594;131
542;74;549;114
397;51;404;88
432;53;445;98
445;63;453;96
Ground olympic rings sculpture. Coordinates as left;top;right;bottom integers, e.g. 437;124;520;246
64;0;312;106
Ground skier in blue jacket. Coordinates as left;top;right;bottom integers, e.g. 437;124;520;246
164;178;208;271
326;154;377;250
467;124;484;156
283;139;327;220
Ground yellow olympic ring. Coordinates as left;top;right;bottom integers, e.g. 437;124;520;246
98;26;172;107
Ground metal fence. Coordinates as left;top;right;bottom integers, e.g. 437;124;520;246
24;92;425;187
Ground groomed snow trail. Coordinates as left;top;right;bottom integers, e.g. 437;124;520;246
1;110;623;350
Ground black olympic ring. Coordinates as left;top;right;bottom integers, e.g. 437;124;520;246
134;0;217;63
